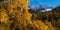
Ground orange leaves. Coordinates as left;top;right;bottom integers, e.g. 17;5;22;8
0;9;9;24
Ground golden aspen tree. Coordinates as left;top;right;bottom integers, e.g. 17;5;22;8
0;0;56;30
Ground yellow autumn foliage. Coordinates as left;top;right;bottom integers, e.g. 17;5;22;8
0;0;56;30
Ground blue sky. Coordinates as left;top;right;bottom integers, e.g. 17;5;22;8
29;0;60;7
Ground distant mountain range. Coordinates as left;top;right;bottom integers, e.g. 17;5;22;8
28;4;53;13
